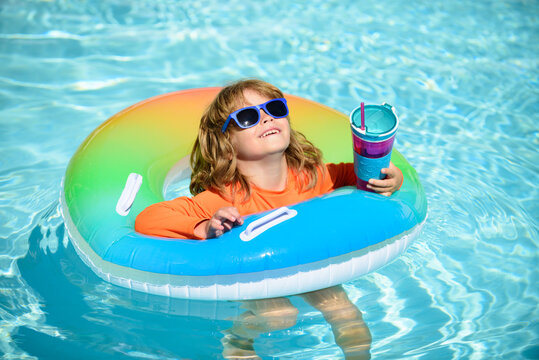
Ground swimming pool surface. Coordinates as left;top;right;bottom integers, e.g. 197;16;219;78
1;0;537;359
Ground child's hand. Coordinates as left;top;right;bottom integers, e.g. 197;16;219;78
366;162;403;196
195;207;244;239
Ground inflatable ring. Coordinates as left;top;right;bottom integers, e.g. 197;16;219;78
60;88;427;300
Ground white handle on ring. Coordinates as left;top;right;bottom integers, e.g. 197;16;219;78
116;173;143;216
240;207;298;242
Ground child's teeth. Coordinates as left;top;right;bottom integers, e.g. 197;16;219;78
263;130;278;137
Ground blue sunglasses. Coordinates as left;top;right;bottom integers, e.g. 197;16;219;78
221;98;289;133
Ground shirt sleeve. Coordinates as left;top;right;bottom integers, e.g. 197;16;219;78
134;189;231;239
325;162;357;189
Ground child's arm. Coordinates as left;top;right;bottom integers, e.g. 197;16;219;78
135;190;234;239
193;207;244;239
366;162;403;196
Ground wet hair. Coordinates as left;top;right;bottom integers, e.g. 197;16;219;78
189;79;323;200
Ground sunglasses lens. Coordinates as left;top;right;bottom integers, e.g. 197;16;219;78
236;108;259;127
266;100;288;117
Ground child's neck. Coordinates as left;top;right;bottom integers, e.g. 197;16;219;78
236;155;288;191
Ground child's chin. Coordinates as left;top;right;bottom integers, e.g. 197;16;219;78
266;140;289;151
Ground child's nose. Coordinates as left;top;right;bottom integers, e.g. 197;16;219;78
261;109;274;122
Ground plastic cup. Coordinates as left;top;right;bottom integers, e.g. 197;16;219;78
350;103;399;191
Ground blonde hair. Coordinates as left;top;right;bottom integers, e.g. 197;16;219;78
189;79;323;200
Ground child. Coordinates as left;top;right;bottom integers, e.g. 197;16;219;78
136;79;402;359
135;79;402;239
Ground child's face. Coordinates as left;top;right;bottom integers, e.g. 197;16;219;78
229;89;291;162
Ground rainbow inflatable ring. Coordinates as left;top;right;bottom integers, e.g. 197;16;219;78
60;88;427;301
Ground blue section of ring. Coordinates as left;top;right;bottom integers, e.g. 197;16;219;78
102;188;419;276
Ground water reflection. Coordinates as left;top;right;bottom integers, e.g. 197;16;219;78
223;286;372;360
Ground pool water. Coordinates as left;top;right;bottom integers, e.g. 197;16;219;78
1;0;538;359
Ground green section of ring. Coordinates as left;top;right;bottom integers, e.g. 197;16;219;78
63;88;427;257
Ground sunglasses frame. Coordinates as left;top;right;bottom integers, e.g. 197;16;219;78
221;98;288;133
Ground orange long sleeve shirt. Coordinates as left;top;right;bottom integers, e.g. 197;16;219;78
135;163;357;239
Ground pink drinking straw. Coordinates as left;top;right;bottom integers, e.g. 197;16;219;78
360;102;365;131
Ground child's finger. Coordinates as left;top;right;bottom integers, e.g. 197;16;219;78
211;229;222;237
215;210;238;224
367;185;388;193
220;207;243;226
210;218;225;231
367;178;393;188
222;220;235;231
227;207;242;224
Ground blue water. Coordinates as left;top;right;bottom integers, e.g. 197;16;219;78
1;0;538;359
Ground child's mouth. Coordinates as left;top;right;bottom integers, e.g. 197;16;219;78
260;129;280;138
